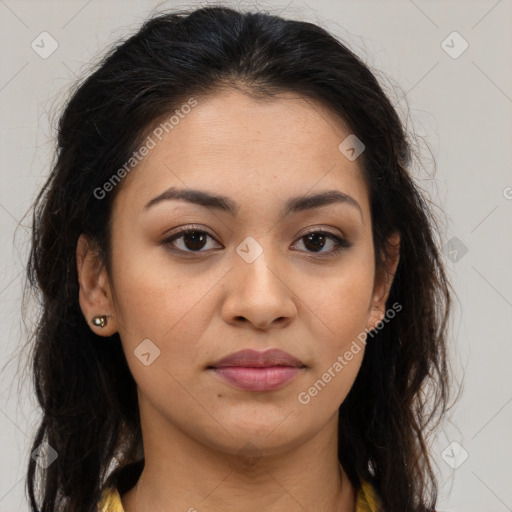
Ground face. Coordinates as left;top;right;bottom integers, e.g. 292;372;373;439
78;88;399;459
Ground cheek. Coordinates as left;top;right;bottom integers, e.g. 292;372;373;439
305;254;375;348
294;271;372;416
109;243;224;369
295;251;374;406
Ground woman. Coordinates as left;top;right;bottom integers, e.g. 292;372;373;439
25;5;454;511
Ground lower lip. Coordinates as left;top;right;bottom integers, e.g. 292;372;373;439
211;366;303;391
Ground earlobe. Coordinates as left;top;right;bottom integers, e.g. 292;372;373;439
76;234;118;336
366;232;400;332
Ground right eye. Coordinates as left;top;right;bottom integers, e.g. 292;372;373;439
161;227;223;254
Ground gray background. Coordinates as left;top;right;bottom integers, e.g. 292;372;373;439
1;0;511;510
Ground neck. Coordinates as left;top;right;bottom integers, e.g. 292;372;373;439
122;407;355;512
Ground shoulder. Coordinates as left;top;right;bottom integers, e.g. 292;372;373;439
97;459;144;512
97;483;125;511
356;479;381;512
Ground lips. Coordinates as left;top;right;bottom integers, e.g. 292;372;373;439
208;349;306;391
210;348;305;368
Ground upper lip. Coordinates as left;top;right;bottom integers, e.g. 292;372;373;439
209;348;305;368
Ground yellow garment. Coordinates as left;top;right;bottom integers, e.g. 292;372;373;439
97;479;381;511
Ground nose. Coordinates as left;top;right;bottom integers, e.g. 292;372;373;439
221;246;297;330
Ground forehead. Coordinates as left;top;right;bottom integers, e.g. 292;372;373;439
114;88;369;217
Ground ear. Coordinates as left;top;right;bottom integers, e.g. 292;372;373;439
366;232;400;331
76;234;118;336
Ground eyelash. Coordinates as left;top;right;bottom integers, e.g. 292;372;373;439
161;225;352;257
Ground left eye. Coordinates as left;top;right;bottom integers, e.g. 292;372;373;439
292;230;352;255
162;228;351;255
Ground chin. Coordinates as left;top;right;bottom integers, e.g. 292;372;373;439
210;411;315;452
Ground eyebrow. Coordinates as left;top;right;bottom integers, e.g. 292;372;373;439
144;187;363;221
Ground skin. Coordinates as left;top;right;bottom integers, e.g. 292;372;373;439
77;87;400;512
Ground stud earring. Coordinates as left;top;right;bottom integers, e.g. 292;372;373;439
92;315;108;328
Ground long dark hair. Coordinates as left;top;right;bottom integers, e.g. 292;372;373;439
23;5;455;511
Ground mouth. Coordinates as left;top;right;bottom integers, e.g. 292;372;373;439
207;348;306;392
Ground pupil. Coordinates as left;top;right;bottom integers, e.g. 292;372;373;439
185;231;207;250
305;233;325;252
